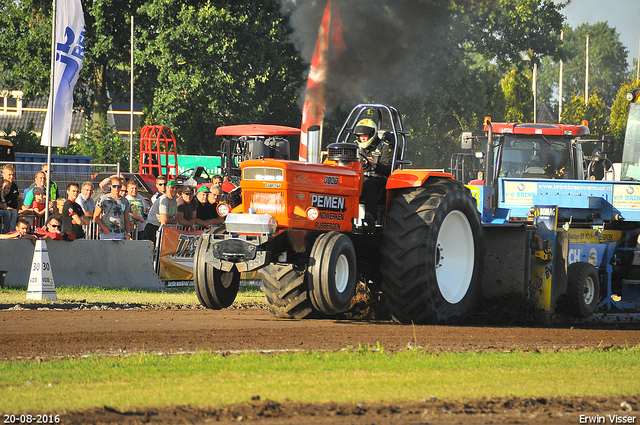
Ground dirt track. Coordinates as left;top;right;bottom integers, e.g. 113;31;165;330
1;302;640;424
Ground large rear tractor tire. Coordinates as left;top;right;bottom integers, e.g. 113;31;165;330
307;232;357;315
567;262;600;318
380;178;484;323
194;233;241;310
260;263;315;319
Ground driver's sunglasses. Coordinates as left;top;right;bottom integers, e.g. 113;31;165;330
157;183;166;186
112;184;122;189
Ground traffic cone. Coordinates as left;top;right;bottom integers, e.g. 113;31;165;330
26;239;57;301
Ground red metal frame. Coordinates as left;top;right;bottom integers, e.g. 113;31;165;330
485;122;590;137
215;124;301;137
139;125;179;179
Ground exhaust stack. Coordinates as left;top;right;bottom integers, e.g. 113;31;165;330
307;125;321;163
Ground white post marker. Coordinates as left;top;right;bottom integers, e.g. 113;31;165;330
26;239;57;301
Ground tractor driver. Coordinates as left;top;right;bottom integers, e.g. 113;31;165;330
355;118;394;226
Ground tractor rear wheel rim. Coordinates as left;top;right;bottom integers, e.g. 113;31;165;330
583;275;595;305
334;254;349;294
436;210;474;304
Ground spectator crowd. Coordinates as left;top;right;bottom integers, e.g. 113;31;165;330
0;163;230;246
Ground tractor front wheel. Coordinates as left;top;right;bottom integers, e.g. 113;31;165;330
380;178;484;323
307;232;357;315
194;233;241;309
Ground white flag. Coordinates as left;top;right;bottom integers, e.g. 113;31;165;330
41;0;85;148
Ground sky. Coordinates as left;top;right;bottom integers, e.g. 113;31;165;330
559;0;640;66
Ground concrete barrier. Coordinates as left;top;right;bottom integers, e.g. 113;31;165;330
0;239;163;289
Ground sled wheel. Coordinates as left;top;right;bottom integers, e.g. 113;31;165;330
380;177;484;323
567;262;600;318
194;232;240;309
307;232;357;315
260;263;315;319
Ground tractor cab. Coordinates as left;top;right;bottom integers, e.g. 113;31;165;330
455;121;590;185
493;126;584;181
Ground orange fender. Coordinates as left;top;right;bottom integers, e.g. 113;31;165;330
386;169;454;190
384;170;454;212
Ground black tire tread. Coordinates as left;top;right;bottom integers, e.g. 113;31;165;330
380;177;484;323
260;263;315;319
194;232;240;310
308;232;335;313
194;233;217;309
567;261;600;318
308;232;357;315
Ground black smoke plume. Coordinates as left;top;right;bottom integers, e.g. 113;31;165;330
280;0;455;115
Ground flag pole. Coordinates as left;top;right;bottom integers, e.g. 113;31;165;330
44;0;58;224
129;15;134;173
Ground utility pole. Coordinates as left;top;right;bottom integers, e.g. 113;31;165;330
585;35;589;105
533;61;537;123
559;30;564;122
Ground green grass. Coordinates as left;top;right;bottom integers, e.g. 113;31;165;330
0;285;265;305
1;347;639;413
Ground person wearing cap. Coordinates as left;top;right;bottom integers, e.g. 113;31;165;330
196;185;224;226
24;170;57;208
19;185;46;218
94;176;132;240
142;179;193;245
24;165;58;205
177;185;210;227
195;185;210;219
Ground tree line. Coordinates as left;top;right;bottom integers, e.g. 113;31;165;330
0;0;638;168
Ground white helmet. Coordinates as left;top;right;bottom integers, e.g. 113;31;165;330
354;119;378;149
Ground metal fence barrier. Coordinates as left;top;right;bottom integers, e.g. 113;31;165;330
1;161;120;235
1;160;119;197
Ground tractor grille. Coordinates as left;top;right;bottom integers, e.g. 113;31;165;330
249;192;286;215
327;143;358;163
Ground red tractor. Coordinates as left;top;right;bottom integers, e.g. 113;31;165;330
194;104;484;323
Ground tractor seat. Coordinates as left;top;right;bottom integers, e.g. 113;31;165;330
378;130;393;144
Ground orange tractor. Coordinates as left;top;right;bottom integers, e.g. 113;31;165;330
194;104;484;323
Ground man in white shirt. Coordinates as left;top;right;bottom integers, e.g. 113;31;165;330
143;180;193;245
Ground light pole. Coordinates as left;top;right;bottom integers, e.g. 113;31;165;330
559;30;564;122
129;16;135;173
520;50;537;123
585;35;589;105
